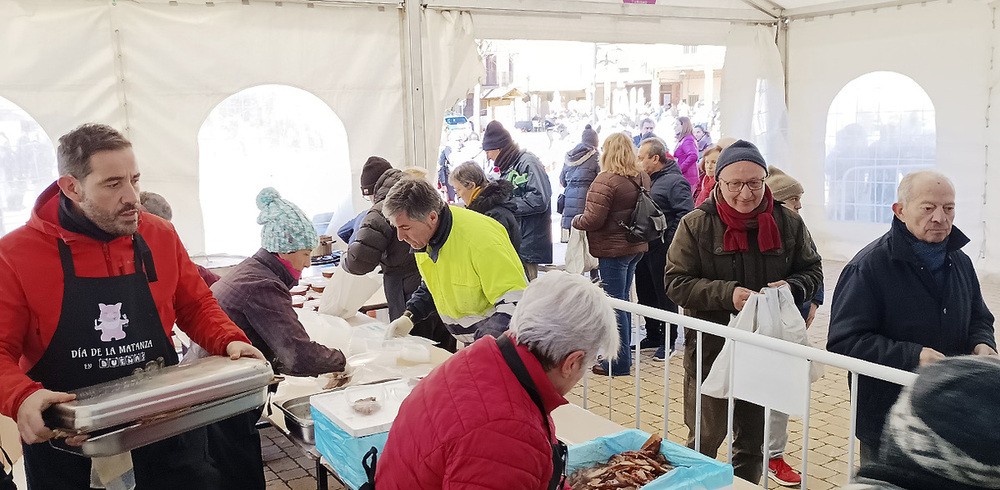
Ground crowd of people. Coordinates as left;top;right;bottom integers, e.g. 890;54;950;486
0;119;993;490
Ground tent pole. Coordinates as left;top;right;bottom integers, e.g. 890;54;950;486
403;0;428;170
776;18;789;108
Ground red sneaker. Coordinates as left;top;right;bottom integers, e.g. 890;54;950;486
768;457;801;486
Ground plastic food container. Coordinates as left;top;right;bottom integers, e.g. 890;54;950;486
43;356;274;455
310;378;416;438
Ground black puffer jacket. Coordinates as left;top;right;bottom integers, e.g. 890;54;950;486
466;179;521;253
343;169;417;276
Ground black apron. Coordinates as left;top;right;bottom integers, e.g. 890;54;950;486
496;335;567;490
22;235;221;490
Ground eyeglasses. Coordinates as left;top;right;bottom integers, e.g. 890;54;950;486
719;178;765;193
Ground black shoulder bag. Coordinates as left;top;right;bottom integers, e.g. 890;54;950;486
619;176;668;243
496;335;567;490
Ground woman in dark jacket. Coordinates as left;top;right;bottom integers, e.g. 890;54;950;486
449;161;521;252
572;132;651;377
342;158;456;352
559;124;601;242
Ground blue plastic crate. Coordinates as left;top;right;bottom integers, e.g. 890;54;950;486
312;406;388;490
567;429;734;490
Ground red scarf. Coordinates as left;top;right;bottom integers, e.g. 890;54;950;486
715;186;782;252
275;254;303;281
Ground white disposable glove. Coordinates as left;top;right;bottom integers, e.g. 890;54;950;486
385;314;414;339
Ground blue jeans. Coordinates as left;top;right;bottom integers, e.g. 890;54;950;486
598;253;642;376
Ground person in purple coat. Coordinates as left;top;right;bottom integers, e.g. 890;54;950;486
673;116;700;195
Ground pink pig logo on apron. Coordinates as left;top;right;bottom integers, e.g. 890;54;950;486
94;302;129;342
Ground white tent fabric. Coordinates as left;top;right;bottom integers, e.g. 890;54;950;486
0;0;480;254
420;10;486;170
719;24;790;170
785;1;996;279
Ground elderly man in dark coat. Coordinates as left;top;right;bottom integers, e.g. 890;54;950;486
827;170;996;463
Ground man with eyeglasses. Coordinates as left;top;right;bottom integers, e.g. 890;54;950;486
664;139;823;484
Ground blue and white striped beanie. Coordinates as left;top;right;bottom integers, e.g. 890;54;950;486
256;187;319;254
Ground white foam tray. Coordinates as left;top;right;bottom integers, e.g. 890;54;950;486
309;378;415;438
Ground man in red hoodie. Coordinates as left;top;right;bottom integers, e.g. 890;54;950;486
0;123;262;489
375;271;619;489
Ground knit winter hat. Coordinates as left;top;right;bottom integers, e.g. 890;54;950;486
715;139;768;179
360;156;393;196
582;124;599;148
256;187;319;253
765;166;804;202
482;121;513;151
875;356;1000;488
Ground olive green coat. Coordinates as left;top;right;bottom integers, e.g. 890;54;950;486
664;194;823;325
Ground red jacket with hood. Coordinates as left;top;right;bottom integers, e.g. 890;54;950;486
375;334;568;489
0;183;250;419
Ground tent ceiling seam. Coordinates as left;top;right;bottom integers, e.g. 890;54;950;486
424;0;776;24
784;0;937;21
427;7;774;25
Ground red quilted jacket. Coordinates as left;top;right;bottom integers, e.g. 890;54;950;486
376;335;568;489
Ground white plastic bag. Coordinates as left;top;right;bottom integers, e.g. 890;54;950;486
701;293;759;399
565;227;598;274
317;264;382;319
702;285;822;399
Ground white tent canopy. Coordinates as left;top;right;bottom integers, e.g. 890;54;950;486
2;0;998;280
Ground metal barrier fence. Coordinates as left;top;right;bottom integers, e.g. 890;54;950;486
580;297;919;489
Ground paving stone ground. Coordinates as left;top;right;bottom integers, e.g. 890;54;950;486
265;259;1000;489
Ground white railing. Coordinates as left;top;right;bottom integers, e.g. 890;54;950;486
580;297;918;489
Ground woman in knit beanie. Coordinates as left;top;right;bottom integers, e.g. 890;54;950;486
214;187;343;373
257;187;320;277
207;188;345;490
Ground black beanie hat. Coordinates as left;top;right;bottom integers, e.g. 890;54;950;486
482;121;513;151
360;156;393;196
715;139;768;180
582;124;599;148
860;356;1000;489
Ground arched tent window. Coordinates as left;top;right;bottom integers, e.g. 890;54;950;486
199;85;350;256
0;98;56;237
825;72;935;223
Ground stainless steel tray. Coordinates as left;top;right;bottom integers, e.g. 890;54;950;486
54;387;268;457
44;356;273;432
276;395;315;444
